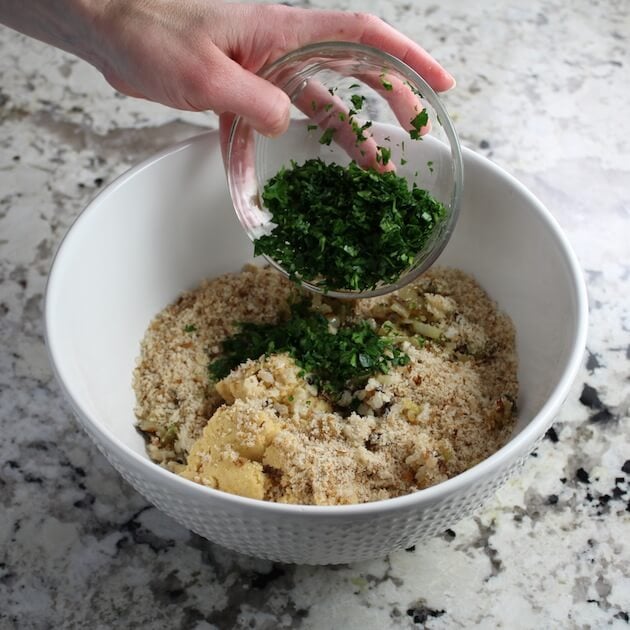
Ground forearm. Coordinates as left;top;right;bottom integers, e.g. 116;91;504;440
0;0;109;67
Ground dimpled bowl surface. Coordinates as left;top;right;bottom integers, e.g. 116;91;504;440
45;130;587;565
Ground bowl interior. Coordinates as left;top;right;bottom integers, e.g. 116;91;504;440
46;131;584;474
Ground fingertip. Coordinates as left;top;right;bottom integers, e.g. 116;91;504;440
442;73;456;92
252;91;291;138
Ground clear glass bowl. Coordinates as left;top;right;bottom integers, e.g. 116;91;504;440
227;42;463;299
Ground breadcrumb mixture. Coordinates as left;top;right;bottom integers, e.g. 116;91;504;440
133;265;518;505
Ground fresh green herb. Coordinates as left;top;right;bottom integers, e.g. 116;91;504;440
349;83;361;89
350;119;372;143
338;112;347;122
380;72;393;91
376;146;392;166
208;299;409;398
311;99;318;111
307;124;318;131
255;158;446;292
427;160;434;173
410;109;429;140
400;158;407;165
350;94;366;110
183;324;197;333
324;103;334;112
319;128;336;145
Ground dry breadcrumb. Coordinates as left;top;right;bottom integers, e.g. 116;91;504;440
133;264;296;468
134;265;518;504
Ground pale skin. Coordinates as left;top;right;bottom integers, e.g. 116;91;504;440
0;0;454;150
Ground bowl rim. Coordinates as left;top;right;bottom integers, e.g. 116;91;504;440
45;130;588;517
226;41;465;300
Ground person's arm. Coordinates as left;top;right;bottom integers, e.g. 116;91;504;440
0;0;455;138
0;0;108;66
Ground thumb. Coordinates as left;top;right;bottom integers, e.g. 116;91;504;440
209;54;291;138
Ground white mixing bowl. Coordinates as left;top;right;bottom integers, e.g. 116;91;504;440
45;130;587;564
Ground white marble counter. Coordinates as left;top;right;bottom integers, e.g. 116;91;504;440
1;1;629;628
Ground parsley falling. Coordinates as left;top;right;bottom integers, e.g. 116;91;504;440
208;299;409;398
254;158;446;292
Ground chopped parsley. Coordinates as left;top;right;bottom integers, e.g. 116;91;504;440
319;128;336;145
350;119;372;144
254;158;446;292
380;72;393;91
307;124;318;131
208;299;409;397
410;109;429;140
376;146;392;166
183;324;197;333
350;94;366;110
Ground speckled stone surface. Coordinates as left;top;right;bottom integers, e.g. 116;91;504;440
1;1;629;628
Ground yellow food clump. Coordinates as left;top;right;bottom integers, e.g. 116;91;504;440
180;354;331;500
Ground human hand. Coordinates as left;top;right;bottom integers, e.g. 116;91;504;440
91;1;454;147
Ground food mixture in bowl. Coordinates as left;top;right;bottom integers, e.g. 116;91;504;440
133;265;518;505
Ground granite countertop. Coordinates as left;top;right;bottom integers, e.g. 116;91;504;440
1;1;629;628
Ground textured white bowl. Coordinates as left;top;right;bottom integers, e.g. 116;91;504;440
45;130;587;565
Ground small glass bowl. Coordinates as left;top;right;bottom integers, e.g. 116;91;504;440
227;42;463;299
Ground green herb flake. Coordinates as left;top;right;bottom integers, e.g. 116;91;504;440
307;124;318;131
380;72;393;91
377;146;392;166
208;299;410;398
410;109;429;140
350;94;366;110
349;83;361;89
324;103;334;112
400;157;407;165
254;158;447;292
351;119;372;144
183;324;197;333
318;128;336;145
427;160;434;173
311;99;318;112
